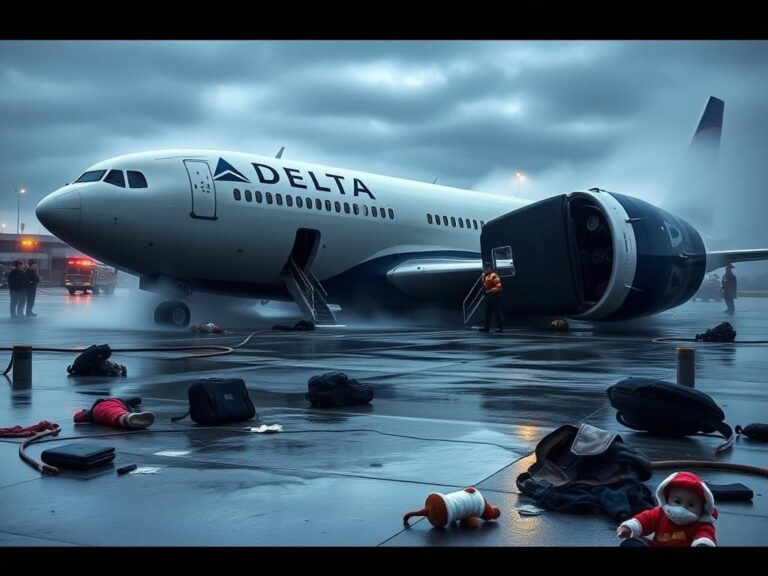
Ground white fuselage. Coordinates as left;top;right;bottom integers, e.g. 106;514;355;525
37;149;528;298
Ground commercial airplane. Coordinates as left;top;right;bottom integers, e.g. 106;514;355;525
36;97;768;326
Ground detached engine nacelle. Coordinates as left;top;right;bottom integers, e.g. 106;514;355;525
481;190;706;321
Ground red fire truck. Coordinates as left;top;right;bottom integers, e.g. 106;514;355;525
64;258;117;295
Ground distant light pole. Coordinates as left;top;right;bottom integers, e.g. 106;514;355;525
515;172;524;196
16;188;26;234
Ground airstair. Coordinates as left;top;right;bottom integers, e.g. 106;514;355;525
462;273;486;326
282;258;341;326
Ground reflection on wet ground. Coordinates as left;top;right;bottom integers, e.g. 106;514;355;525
1;290;766;546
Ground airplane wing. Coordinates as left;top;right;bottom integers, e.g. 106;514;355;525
385;250;768;297
386;258;483;300
706;249;768;272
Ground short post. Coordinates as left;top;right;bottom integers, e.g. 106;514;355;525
12;345;32;387
676;347;695;388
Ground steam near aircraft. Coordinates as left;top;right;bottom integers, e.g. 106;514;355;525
36;97;768;326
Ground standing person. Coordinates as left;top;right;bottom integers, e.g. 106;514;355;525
8;260;27;318
25;260;40;317
721;263;737;314
480;262;504;333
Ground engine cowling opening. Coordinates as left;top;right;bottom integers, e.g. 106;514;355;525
569;195;616;310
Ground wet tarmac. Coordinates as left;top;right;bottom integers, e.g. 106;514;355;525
1;288;767;546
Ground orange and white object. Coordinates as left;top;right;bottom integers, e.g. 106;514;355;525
403;487;501;528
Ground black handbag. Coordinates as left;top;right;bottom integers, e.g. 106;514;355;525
172;378;256;425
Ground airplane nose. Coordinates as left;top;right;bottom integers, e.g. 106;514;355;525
36;189;81;236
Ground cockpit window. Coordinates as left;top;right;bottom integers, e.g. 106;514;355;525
104;169;125;188
75;170;106;183
127;171;148;188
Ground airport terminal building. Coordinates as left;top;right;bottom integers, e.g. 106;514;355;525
0;233;84;287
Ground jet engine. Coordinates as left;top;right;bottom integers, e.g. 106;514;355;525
481;189;706;320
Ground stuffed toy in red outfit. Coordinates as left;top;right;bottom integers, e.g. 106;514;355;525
617;471;717;547
403;487;501;529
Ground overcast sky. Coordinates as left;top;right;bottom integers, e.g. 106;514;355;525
1;40;767;264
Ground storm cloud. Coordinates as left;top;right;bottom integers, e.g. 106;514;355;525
2;40;767;274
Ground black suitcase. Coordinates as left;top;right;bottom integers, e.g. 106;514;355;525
41;442;115;470
173;378;256;425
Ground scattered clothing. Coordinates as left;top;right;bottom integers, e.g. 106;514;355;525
249;424;283;433
516;424;655;522
128;466;162;474
516;504;546;516
191;322;224;334
0;421;59;438
74;398;154;429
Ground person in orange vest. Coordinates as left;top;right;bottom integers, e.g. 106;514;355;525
480;262;504;333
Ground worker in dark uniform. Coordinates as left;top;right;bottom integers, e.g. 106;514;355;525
480;262;504;333
25;260;40;317
721;263;737;314
8;260;27;318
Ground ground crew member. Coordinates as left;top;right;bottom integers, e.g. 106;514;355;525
8;260;27;318
25;260;40;317
480;261;504;332
721;263;737;315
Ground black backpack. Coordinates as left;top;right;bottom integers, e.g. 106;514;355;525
172;379;257;425
306;372;373;408
696;321;736;342
67;344;127;376
606;377;734;452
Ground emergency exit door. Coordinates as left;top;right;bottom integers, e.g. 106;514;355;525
184;160;217;219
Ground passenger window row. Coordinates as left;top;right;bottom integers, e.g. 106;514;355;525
426;213;484;230
233;188;395;220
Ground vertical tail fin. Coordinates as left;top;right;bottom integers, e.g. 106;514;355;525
691;96;724;151
664;96;725;241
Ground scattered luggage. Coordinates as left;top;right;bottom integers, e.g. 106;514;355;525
272;320;315;331
695;321;736;342
67;344;127;376
736;423;768;442
41;442;115;470
606;377;734;452
171;378;256;425
306;372;373;407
